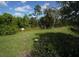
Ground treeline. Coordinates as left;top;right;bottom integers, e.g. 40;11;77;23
0;5;62;35
0;1;79;35
0;13;39;35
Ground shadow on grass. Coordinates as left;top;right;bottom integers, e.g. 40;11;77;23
70;27;79;34
30;32;79;57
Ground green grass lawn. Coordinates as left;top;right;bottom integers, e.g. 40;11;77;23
0;26;79;56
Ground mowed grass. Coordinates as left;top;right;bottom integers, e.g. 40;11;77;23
0;26;79;56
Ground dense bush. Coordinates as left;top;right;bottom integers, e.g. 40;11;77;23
29;17;38;28
31;33;79;57
0;13;18;35
0;25;18;35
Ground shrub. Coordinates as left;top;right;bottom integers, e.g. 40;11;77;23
0;13;18;35
31;33;79;57
0;25;18;35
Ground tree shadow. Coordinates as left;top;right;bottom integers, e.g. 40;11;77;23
70;27;79;34
30;32;79;57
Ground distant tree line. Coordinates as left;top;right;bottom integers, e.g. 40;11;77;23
0;1;79;35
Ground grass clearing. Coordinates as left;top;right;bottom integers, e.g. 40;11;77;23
0;26;79;56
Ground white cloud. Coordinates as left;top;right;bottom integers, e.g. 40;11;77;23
15;5;32;12
14;12;24;17
15;7;25;12
57;7;61;10
20;1;26;3
45;3;50;6
41;3;50;11
0;1;8;6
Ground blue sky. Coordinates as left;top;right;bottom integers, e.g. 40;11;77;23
0;1;61;17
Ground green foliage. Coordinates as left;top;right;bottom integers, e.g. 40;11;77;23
31;32;79;57
0;26;78;56
0;25;17;35
39;8;55;29
39;7;61;28
60;1;79;26
0;13;13;25
29;17;38;28
34;5;42;16
39;16;54;29
16;15;30;29
0;13;18;35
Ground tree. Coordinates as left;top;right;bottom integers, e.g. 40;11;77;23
0;13;18;35
59;2;79;26
29;17;38;28
22;15;30;28
39;8;57;29
0;13;13;25
15;16;23;28
16;14;30;29
34;5;42;19
45;8;58;27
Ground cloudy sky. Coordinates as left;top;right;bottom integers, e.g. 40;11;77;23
0;1;60;17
